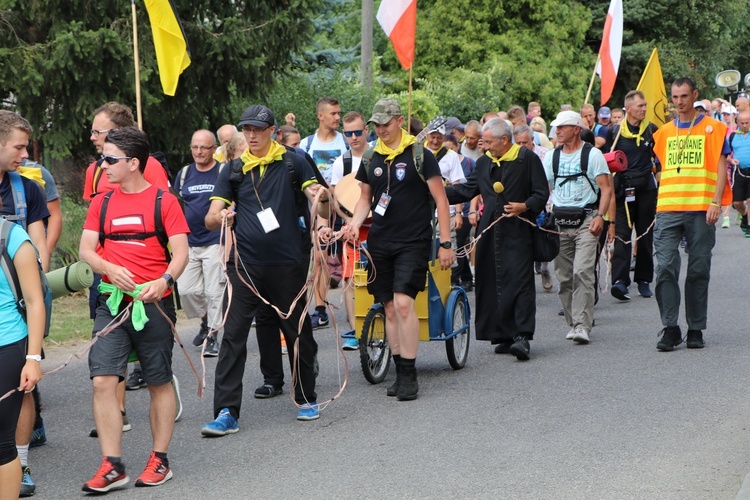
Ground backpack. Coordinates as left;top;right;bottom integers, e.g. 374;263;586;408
0;219;53;337
98;189;171;263
342;150;353;176
552;142;598;197
2;171;29;230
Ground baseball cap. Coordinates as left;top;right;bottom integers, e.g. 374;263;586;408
427;124;446;135
598;106;612;118
694;101;707;110
551;110;584;128
721;104;738;115
444;117;464;133
368;98;402;125
237;105;275;128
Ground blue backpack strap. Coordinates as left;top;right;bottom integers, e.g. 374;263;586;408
7;171;27;230
304;134;314;154
0;219;22;317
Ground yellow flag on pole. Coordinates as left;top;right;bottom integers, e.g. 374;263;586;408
637;48;670;127
143;0;191;96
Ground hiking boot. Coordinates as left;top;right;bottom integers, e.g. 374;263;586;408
297;402;320;421
20;466;35;497
342;338;359;351
310;310;329;329
173;375;183;422
572;326;590;344
192;316;209;346
254;384;283;399
611;280;630;301
637;281;653;298
541;270;553;292
30;422;46;448
657;325;683;351
509;335;531;360
201;408;239;437
494;342;512;354
82;458;129;493
397;365;419;401
134;451;172;487
686;329;705;349
203;335;219;357
126;369;146;390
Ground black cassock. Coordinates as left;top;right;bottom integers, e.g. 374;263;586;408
446;147;549;342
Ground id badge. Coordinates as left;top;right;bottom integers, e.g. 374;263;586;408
625;187;635;203
257;207;280;233
374;193;392;216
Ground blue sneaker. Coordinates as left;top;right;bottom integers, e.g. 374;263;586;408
297;402;320;421
310;311;329;329
201;408;239;436
342;338;359;351
20;466;35;497
30;422;46;447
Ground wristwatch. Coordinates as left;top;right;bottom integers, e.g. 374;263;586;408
162;273;175;288
439;241;451;249
26;355;42;362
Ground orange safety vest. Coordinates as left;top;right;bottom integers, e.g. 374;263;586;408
653;116;728;212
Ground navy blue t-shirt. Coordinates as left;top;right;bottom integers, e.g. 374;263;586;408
174;162;222;247
0;173;49;227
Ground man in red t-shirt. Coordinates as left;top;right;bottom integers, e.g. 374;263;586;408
79;127;188;493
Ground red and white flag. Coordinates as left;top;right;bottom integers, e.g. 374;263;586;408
377;0;417;71
595;0;623;105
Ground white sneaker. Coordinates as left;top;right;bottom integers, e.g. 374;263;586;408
573;326;590;344
566;328;575;340
722;216;730;228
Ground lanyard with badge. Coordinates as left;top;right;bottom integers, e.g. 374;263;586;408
374;160;393;216
250;165;280;233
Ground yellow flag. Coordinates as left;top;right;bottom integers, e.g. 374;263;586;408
637;48;670;127
143;0;191;96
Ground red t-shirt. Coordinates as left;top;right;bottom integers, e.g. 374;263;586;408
84;185;189;292
83;156;170;201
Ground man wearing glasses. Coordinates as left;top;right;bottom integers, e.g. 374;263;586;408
79;127;189;492
172;130;223;357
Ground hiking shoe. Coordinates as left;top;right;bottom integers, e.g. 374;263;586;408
342;338;359;350
611;280;630;301
135;451;172;487
686;330;705;349
82;458;129;493
657;325;683;351
637;281;653;298
565;328;575;340
90;410;130;437
541;270;553;292
173;375;182;422
126;370;146;390
30;422;46;448
722;215;730;228
203;335;219;357
310;311;329;329
20;466;35;497
494;342;512;354
254;384;283;399
192;321;209;347
509;335;531;360
573;326;590;344
297;402;320;421
201;408;239;436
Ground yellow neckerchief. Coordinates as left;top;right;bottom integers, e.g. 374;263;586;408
486;143;521;167
374;130;417;163
97;281;148;331
619;119;650;146
16;166;46;189
427;144;444;157
240;140;287;175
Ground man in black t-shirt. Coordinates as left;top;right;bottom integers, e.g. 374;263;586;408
346;98;454;401
201;105;326;433
604;90;659;300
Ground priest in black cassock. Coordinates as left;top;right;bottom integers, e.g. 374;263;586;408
445;118;549;361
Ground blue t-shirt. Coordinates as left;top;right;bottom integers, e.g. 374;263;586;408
731;131;750;170
0;224;31;347
543;144;610;207
173;162;222;247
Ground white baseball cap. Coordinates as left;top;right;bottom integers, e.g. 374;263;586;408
551;110;584;128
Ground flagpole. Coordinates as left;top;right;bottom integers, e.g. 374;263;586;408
131;0;143;130
584;55;601;106
407;66;413;134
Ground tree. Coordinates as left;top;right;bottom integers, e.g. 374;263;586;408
0;0;322;173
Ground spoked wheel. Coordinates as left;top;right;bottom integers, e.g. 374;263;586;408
446;292;470;370
359;306;391;384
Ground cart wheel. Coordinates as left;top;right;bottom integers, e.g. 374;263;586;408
360;306;391;384
446;292;470;370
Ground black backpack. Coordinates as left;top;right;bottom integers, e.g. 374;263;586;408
552;142;598;196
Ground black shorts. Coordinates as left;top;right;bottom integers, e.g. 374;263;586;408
733;169;750;202
89;294;177;386
366;239;431;303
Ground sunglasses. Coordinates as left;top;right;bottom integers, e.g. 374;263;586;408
343;130;364;138
100;155;132;165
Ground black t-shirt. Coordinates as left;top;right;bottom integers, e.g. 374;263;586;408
1;173;49;226
604;121;659;173
355;145;441;243
212;152;317;265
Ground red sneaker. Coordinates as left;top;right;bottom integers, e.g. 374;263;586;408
135;451;173;487
82;457;129;493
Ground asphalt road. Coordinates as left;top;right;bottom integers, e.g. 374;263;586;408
28;221;750;499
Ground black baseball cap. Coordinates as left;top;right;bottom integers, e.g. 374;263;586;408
237;105;275;128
